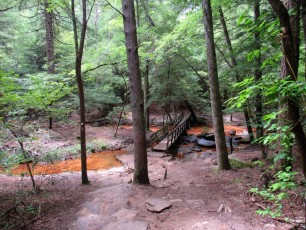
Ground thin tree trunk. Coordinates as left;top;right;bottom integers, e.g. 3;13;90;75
139;0;155;27
302;1;306;80
44;0;55;129
44;0;55;74
114;76;129;137
254;0;265;158
185;100;200;124
135;0;140;27
202;0;230;170
218;6;254;142
268;0;306;177
122;0;149;184
6;124;36;190
144;59;150;130
71;0;89;185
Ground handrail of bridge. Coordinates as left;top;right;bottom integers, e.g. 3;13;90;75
149;112;184;144
166;113;191;150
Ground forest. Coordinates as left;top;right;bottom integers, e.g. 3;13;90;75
0;0;306;229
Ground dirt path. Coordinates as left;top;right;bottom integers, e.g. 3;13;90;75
49;150;290;230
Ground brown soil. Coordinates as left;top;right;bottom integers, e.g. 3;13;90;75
0;112;304;230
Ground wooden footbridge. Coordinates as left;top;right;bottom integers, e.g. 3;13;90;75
150;113;191;152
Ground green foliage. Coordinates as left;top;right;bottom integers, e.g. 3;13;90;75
250;168;299;218
0;71;73;122
229;158;254;169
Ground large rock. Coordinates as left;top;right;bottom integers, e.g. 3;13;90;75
180;135;197;143
145;198;172;213
196;138;216;147
197;133;215;141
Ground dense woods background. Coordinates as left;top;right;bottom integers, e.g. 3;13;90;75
0;0;305;227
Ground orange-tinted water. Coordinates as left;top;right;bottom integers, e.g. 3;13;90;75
188;125;248;136
1;150;127;176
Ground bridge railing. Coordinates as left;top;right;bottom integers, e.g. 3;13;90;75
149;112;184;147
166;113;191;150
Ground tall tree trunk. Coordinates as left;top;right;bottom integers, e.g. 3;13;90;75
218;6;254;142
44;0;55;74
44;0;55;129
254;0;265;158
302;1;306;80
122;0;149;184
144;59;150;130
202;0;230;170
268;0;306;178
71;0;89;185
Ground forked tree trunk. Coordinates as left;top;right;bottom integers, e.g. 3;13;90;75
268;0;306;177
202;0;230;170
254;0;265;158
71;0;89;184
122;0;149;184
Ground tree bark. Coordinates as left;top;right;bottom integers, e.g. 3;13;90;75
122;0;149;184
71;0;89;185
218;6;254;142
268;0;306;177
254;0;265;158
302;1;306;80
44;0;55;129
202;0;230;170
44;0;55;74
185;100;200;124
144;59;150;130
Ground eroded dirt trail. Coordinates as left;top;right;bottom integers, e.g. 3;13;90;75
64;150;289;230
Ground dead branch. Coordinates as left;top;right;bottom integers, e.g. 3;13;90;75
0;7;13;12
105;0;124;17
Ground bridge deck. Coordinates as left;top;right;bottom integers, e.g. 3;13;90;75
151;113;190;151
153;139;168;151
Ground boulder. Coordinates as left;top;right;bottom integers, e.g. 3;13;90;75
180;135;197;143
197;133;215;141
196;138;216;147
145;198;172;213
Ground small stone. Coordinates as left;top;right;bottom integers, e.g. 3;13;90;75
264;223;276;228
193;146;202;152
217;204;225;213
145;198;172;213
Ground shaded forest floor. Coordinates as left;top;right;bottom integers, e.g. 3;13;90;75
0;113;304;230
